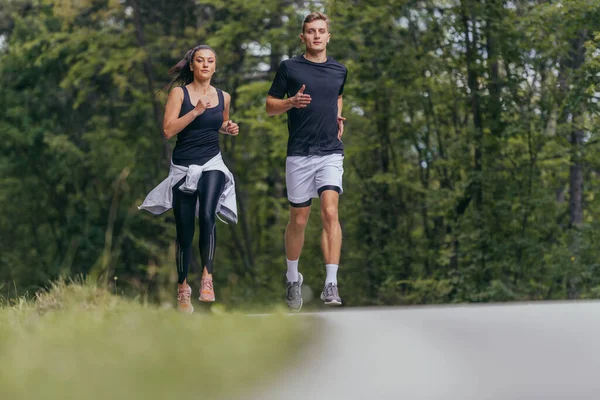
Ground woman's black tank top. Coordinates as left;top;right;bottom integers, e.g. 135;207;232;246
172;86;224;166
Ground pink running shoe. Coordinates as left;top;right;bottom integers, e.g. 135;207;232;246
177;284;194;313
199;278;215;302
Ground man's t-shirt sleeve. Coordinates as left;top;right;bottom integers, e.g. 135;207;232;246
338;68;348;96
268;62;288;99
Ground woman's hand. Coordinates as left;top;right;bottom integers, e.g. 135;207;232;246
223;120;239;136
193;96;211;117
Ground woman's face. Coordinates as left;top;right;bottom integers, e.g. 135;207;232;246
190;49;216;80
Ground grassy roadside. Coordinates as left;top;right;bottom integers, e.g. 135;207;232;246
0;280;315;400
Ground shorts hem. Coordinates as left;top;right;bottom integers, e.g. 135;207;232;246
317;183;343;194
287;195;313;204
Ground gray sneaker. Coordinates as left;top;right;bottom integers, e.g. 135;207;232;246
320;282;342;306
286;273;303;312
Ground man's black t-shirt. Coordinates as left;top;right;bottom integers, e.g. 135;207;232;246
268;55;348;157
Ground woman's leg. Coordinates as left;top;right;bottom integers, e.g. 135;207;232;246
172;178;198;284
197;170;226;274
196;170;226;301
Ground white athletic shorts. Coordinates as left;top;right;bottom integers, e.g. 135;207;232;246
285;154;344;206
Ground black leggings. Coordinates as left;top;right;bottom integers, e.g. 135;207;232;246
172;170;226;284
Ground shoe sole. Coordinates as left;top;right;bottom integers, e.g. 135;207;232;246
286;274;303;312
199;296;215;303
320;294;342;306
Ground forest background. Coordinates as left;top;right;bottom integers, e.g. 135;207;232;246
2;0;600;308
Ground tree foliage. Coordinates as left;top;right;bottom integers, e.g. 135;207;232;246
2;0;600;306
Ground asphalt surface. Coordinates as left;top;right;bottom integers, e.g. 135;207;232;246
250;301;600;400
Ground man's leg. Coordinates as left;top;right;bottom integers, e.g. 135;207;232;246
284;204;310;311
319;190;341;267
285;205;311;270
318;189;343;306
284;155;315;311
315;153;344;306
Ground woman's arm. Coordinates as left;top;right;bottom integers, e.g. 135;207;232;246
219;91;239;136
163;87;210;139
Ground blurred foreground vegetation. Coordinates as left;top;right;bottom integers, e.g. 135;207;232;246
0;280;312;400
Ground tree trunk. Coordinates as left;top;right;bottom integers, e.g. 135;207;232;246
559;30;587;227
461;0;487;278
569;126;584;226
131;0;171;166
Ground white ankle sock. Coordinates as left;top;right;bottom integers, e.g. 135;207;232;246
286;259;299;282
325;264;338;285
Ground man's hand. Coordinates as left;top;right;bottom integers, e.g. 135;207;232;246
337;116;346;140
289;85;312;109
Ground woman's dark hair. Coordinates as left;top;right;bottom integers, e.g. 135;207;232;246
161;45;216;92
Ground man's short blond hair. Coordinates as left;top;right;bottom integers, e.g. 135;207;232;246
302;12;330;33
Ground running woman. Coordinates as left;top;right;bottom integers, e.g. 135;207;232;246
266;12;348;311
139;45;239;313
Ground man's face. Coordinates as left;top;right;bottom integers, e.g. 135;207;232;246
301;20;330;52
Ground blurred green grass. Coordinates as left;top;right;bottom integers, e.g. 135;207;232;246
0;280;314;400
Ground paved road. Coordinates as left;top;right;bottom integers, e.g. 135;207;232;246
251;301;600;400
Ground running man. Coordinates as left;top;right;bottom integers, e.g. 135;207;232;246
266;11;348;311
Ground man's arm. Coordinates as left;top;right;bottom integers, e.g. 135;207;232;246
266;85;311;116
337;95;346;140
266;96;294;116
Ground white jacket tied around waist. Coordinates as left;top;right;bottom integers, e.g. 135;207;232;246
138;153;238;224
